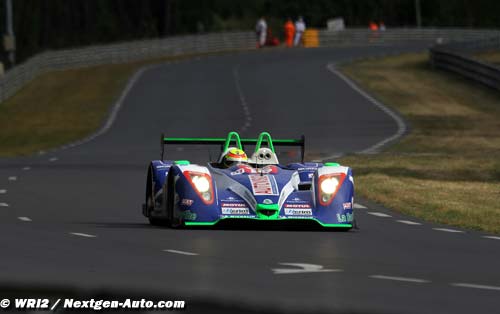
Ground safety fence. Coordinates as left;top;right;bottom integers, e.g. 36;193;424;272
318;28;500;47
0;32;256;102
2;28;500;103
430;36;500;91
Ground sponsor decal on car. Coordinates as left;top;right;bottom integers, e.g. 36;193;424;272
283;216;314;219
222;215;255;219
221;207;250;215
249;175;279;196
182;210;197;221
284;208;313;216
284;204;311;209
287;197;308;204
221;202;247;207
337;213;354;223
298;167;319;171
230;168;247;175
231;165;278;175
181;199;194;206
343;202;352;210
263;198;273;204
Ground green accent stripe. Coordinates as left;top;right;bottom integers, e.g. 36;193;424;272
185;221;219;226
324;162;340;166
255;132;275;153
223;131;243;151
256;204;279;210
163;137;302;146
185;218;352;228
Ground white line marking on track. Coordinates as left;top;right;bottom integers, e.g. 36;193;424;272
432;228;464;233
367;212;392;217
272;263;343;275
18;217;32;222
163;249;199;256
46;66;150;153
0;189;6;194
451;283;500;291
8;176;17;181
49;157;58;162
354;203;367;209
0;202;9;207
233;65;252;133
326;63;407;154
22;166;30;170
369;275;430;283
396;220;422;225
69;232;97;238
482;236;500;240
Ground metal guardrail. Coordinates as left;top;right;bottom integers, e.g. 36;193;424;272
318;28;500;46
430;37;500;91
2;28;500;103
0;32;256;102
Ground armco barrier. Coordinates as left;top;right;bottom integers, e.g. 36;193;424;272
0;32;256;102
430;36;500;91
2;28;500;103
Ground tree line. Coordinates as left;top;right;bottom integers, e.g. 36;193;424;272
1;0;499;65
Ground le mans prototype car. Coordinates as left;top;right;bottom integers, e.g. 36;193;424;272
142;131;355;229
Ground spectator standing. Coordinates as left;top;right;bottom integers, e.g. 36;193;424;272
294;16;306;46
284;18;295;47
256;17;268;48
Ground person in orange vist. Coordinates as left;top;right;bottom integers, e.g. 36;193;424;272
284;18;295;47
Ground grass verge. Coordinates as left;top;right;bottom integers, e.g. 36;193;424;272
0;53;232;156
339;53;500;234
473;50;500;65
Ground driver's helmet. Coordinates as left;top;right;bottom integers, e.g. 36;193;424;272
220;147;248;168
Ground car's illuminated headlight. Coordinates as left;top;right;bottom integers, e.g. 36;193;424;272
192;176;210;193
320;177;339;194
184;171;214;205
317;173;345;206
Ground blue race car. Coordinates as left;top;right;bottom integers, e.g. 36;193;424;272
142;131;355;230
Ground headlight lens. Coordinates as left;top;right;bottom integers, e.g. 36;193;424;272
317;173;346;206
320;177;339;194
192;175;210;193
184;171;214;205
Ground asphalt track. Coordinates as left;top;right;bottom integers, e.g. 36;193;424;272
1;44;499;314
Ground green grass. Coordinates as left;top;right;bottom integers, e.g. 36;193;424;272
339;53;500;234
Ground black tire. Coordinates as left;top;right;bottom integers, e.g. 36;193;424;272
146;166;169;227
148;216;170;226
166;171;183;229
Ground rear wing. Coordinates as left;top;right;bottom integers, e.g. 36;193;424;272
161;131;305;163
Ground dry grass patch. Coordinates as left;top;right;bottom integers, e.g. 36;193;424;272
340;53;500;233
473;50;500;65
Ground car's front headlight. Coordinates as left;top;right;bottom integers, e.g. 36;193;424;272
184;171;214;204
192;175;210;193
320;177;339;194
317;173;345;206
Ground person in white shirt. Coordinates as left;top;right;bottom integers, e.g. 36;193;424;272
294;16;306;47
255;17;268;48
